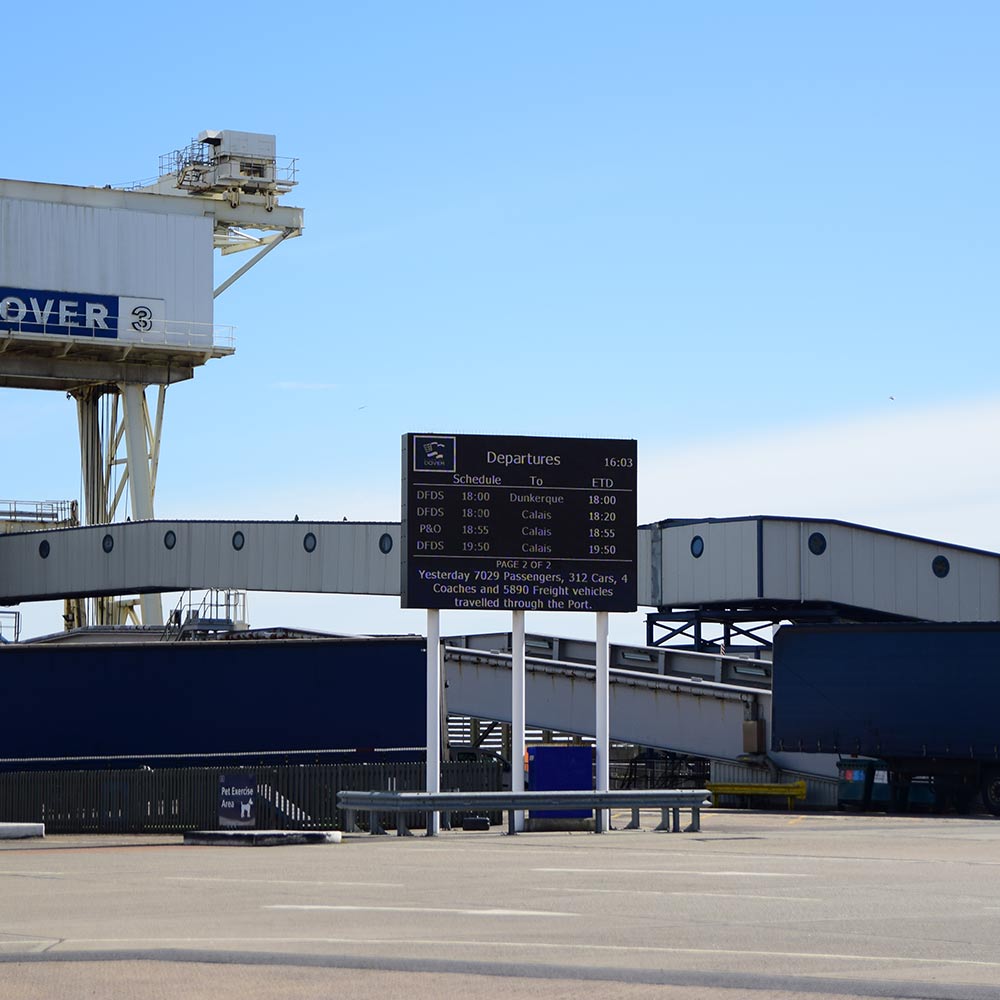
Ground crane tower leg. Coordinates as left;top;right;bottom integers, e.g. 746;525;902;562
71;384;165;627
120;383;164;626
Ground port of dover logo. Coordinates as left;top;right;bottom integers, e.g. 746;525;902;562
413;435;456;473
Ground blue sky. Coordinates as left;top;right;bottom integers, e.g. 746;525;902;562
3;3;999;641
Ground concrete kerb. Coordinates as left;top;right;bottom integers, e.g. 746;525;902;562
183;829;342;846
0;822;44;839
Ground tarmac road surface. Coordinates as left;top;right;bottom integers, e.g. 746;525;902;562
1;810;999;1000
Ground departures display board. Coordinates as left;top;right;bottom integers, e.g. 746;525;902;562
401;433;637;612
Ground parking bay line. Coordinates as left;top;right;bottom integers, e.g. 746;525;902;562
533;868;813;878
537;886;822;902
167;877;404;888
264;905;580;917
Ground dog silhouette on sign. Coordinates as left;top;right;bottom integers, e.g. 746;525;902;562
241;800;253;819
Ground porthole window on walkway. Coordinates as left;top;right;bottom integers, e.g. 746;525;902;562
808;532;827;556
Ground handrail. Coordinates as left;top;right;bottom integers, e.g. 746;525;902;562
337;788;711;836
0;499;77;524
0;319;235;352
443;645;766;698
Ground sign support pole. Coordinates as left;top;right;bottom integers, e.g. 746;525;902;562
425;608;441;836
596;610;610;833
511;609;526;833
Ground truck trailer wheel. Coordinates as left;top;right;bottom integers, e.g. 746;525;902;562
981;768;1000;817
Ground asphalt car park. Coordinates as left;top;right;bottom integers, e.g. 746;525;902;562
1;809;999;1000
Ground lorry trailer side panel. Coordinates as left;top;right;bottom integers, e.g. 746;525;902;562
771;622;1000;759
0;637;426;769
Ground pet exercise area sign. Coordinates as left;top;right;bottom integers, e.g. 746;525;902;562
219;773;256;828
401;433;637;613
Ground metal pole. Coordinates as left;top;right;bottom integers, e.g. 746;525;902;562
596;611;610;833
426;609;441;836
511;610;526;833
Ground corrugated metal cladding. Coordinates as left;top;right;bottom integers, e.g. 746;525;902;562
637;526;655;605
762;518;1000;620
0;195;212;326
643;519;760;607
640;516;1000;621
0;521;401;603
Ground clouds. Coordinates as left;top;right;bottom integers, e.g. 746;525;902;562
640;395;1000;553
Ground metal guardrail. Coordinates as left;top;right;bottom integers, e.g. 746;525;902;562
337;788;712;836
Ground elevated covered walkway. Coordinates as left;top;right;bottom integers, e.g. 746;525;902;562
3;515;997;626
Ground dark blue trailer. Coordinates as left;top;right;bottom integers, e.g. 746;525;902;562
0;636;427;770
771;622;1000;814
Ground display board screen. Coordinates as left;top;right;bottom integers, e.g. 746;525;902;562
402;433;637;612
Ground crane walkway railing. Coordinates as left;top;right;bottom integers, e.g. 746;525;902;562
337;788;711;837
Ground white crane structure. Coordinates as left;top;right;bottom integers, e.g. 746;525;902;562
0;131;303;628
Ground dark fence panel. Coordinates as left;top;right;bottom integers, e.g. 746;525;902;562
0;762;504;834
